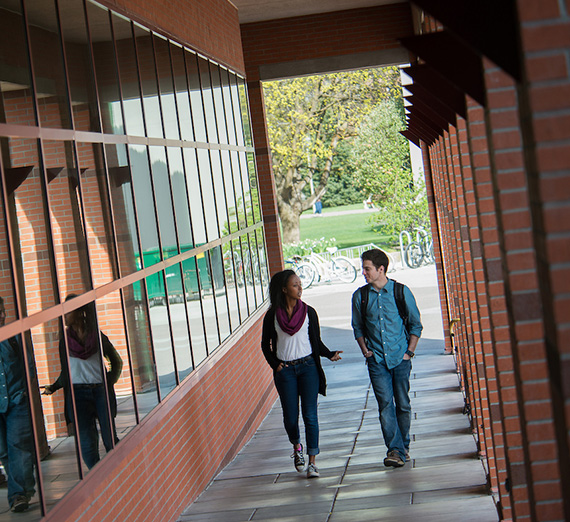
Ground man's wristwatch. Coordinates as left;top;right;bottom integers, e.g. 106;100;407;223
405;349;415;358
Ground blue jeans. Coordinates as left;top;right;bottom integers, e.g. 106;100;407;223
367;356;412;460
73;384;114;469
274;356;320;456
0;400;36;505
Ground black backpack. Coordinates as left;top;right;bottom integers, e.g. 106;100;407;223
359;280;409;340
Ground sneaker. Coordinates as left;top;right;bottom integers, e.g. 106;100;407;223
306;463;320;478
292;444;305;472
384;450;405;468
11;495;29;513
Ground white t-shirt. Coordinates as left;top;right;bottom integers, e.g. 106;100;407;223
275;314;312;362
69;353;103;384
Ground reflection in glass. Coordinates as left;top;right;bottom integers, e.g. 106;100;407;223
186;51;206;143
182;149;206;245
0;193;15;327
256;228;270;300
106;144;140;277
88;1;124;135
238;76;253;147
220;150;237;234
113;13;145;137
210;247;230;342
164;264;193;381
197;149;219;241
146;272;176;399
95;292;135;442
122;281;159;419
247;152;262;222
44;140;92;300
60;0;100;132
229;73;244;147
198;56;216;142
209;62;227;144
128;145;160;266
0;2;36;127
231;151;246;230
36;316;82;510
249;232;263;307
223;243;241;330
167;148;193;250
210;151;229;236
148;146;177;259
240;152;255;227
77;142;118;287
134;24;163;139
241;234;256;312
196;251;218;352
27;0;72;129
1;137;58;315
181;257;207;367
170;42;194;142
221;68;237;145
153;35;179;140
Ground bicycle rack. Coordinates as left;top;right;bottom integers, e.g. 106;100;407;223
399;230;411;269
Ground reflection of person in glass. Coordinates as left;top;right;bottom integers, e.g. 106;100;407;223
43;296;122;469
0;296;36;513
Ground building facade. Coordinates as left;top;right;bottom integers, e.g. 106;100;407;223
0;0;568;521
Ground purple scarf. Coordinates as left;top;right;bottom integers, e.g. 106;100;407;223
67;328;98;360
276;300;308;335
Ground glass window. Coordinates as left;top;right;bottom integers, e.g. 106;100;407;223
182;148;206;246
240;152;255;226
196;250;218;351
60;0;100;132
250;232;265;306
27;0;73;129
122;280;159;418
237;76;253;147
231;151;247;230
88;1;124;135
44;140;93;300
153;35;179;140
128;145;160;266
210;150;229;236
77;142;119;287
210;247;230;342
113;13;145;137
229;73;245;147
167;147;193;250
0;2;36;126
240;234;256;314
186;51;206;143
1;137;58;315
134;24;163;139
148;146;177;259
256;228;270;299
222;242;241;330
247;152;262;222
198;56;217;142
221;68;238;146
164;264;193;381
209;63;227;144
181;257;207;367
170;42;194;142
105;143;141;276
221;150;238;234
196;149;219;241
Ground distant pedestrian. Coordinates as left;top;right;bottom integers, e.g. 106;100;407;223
262;270;342;478
314;199;322;215
351;249;422;467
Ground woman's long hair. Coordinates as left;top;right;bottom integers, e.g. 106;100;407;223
65;294;98;334
269;269;296;311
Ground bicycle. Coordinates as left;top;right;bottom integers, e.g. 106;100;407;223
284;256;317;289
302;248;357;284
404;227;435;269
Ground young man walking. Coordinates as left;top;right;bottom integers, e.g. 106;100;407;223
351;249;422;467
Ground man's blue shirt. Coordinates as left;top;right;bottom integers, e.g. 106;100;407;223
351;279;423;369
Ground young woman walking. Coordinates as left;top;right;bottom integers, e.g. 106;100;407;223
261;270;342;478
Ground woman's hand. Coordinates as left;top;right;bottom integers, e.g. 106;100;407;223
330;351;343;361
363;349;374;358
276;362;286;372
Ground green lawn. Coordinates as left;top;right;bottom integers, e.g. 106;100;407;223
300;211;392;249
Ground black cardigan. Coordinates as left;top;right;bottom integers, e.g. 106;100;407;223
261;305;335;396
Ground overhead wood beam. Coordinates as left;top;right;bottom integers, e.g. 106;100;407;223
405;83;457;127
403;64;467;118
411;0;520;80
405;95;450;130
400;129;421;148
400;31;485;106
407;107;445;137
407;116;439;142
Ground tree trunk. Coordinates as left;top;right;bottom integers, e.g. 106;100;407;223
280;202;301;244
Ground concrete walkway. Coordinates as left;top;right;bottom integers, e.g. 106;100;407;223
177;265;498;522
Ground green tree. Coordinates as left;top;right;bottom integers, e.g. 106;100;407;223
351;99;429;236
263;67;401;243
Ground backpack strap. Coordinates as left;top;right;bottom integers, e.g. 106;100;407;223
392;280;409;333
359;284;370;341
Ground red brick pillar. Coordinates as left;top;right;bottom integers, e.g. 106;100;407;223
246;71;283;276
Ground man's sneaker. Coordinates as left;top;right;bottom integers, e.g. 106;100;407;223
306;463;320;478
11;495;29;513
292;444;305;472
384;450;405;468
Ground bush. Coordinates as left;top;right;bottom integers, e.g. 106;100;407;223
283;237;337;259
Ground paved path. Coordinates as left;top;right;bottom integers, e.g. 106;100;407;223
177;265;498;522
301;208;377;219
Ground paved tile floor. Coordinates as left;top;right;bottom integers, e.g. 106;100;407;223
178;265;499;522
